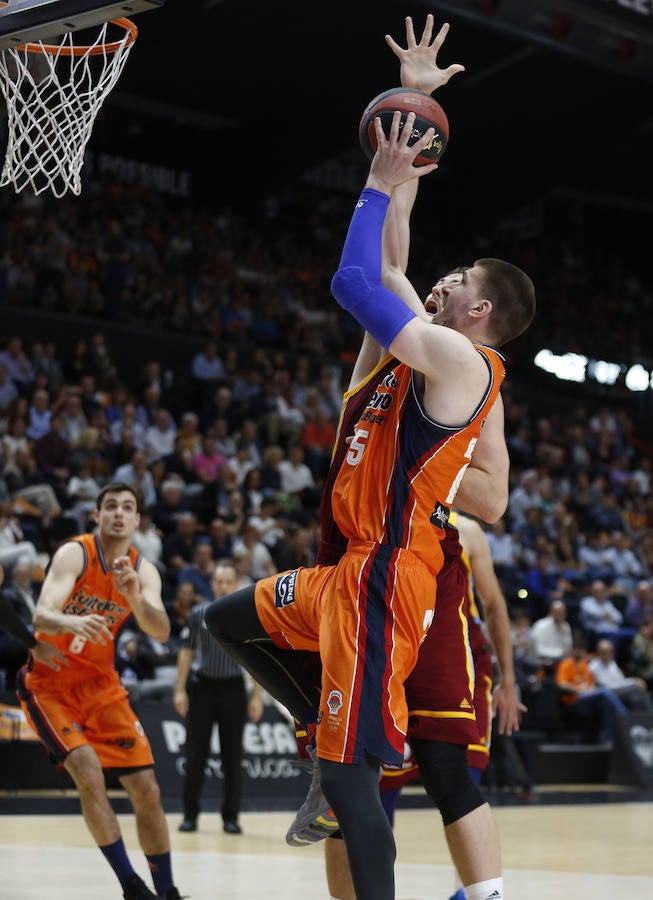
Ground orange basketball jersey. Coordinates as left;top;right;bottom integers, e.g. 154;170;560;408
331;346;505;572
30;533;141;680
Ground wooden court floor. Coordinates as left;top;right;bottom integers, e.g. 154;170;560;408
2;796;653;899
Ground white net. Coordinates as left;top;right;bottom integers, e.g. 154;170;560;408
0;19;136;197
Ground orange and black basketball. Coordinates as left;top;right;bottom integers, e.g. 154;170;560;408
358;87;449;166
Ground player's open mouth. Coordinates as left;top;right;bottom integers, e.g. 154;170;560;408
425;297;440;315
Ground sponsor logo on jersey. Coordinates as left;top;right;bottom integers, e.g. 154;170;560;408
104;737;136;749
274;569;298;609
430;501;450;527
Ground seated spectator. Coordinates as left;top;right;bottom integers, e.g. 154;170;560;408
109;401;145;450
192;435;227;486
2;415;29;477
588;639;651;710
278;444;319;514
178;411;202;458
211;417;237;460
260;444;284;498
0;362;19;413
178;538;216;601
237;418;264;469
222;488;247;538
26;388;51;441
226;439;255;487
248;498;285;551
0;556;39;688
579;579;636;656
131;508;164;571
577;531;614;582
136;384;161;431
33;413;72;503
58;390;88;446
0;337;33;396
0;503;41;572
161;511;200;576
162;436;198;485
555;635;627;743
629;618;653;692
206;517;234;561
300;406;336;481
530;599;573;671
624;580;653;630
144;408;177;462
113;448;156;509
116;629;177;702
241;467;264;516
523;548;570;621
272;524;315;572
509;607;536;688
192;339;225;385
602;530;644;597
231;522;276;581
508;468;543;528
66;461;102;531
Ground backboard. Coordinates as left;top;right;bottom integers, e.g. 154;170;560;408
0;0;165;51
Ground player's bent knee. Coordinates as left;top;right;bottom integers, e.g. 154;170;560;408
411;739;485;826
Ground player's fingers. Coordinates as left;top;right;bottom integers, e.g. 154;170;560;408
419;13;434;46
405;16;417;48
384;34;403;56
431;21;449;50
390;109;403;141
373;115;386;146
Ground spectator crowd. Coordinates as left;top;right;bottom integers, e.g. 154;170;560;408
1;182;653;760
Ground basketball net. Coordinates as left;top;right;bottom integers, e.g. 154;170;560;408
0;18;137;197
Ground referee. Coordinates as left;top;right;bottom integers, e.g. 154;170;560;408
174;560;263;834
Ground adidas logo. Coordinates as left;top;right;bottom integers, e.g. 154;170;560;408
459;698;471;709
484;892;501;899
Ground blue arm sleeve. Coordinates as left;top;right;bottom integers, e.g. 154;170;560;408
330;187;416;350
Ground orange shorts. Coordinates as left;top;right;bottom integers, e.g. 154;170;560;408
256;542;438;766
17;667;154;770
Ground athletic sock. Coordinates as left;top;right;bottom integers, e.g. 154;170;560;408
465;877;503;900
99;837;136;887
146;851;174;896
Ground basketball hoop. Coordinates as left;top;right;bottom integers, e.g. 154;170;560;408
0;15;137;197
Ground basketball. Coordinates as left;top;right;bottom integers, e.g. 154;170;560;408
358;87;449;166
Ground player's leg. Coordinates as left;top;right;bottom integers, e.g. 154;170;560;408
120;767;181;899
205;581;322;723
65;744;123;845
65;746;158;898
411;739;503;899
320;756;396;900
325;837;356;900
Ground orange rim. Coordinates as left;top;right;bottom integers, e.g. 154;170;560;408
0;4;138;56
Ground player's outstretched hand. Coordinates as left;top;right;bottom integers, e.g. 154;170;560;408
367;111;437;195
386;14;465;96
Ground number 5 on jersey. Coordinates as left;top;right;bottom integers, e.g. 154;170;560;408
347;428;370;466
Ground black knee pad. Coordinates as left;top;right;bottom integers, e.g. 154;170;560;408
411;739;485;826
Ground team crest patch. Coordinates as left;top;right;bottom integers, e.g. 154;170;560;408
274;570;299;608
327;690;343;714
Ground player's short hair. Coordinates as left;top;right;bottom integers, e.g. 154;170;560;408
476;258;536;346
96;482;142;512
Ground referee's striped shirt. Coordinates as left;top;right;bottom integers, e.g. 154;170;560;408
182;601;242;680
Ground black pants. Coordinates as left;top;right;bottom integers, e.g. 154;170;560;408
183;674;247;822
